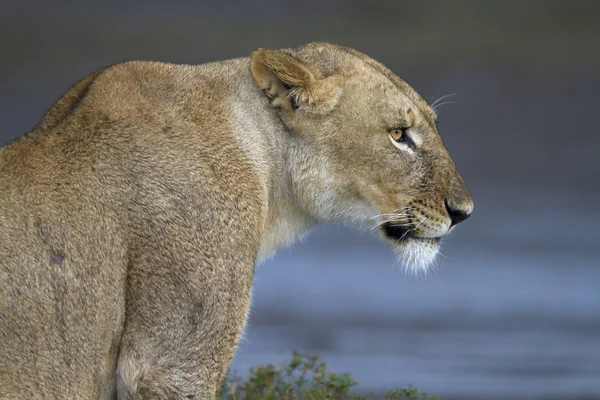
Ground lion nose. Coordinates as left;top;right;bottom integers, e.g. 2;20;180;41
444;198;473;227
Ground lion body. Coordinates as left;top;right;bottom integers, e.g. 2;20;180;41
0;43;472;399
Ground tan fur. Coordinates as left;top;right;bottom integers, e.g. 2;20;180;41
0;43;472;399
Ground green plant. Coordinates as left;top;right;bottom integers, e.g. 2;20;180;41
221;352;438;400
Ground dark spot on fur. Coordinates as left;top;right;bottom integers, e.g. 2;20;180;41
34;219;51;241
163;126;173;135
51;252;65;267
186;395;195;399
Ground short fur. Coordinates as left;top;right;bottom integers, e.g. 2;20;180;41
0;43;472;399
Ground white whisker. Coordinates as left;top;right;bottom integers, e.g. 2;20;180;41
412;216;428;232
395;216;428;244
430;93;457;108
432;101;460;111
370;219;415;231
370;213;412;219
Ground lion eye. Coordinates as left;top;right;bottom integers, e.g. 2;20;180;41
389;127;417;150
389;127;407;142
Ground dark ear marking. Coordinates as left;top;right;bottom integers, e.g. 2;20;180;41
290;94;300;111
281;83;299;111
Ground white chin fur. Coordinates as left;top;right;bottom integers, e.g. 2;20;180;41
394;239;440;276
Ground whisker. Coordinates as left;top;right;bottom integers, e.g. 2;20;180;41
370;216;414;223
396;228;412;244
370;220;415;231
412;216;428;232
370;215;415;225
396;216;428;243
430;93;457;108
375;214;415;221
387;223;415;228
437;242;451;260
369;207;418;231
372;218;414;224
370;213;413;219
369;218;412;227
389;221;416;226
432;101;460;111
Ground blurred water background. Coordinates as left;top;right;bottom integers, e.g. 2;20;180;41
1;1;599;399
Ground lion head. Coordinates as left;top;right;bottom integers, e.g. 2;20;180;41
251;43;473;273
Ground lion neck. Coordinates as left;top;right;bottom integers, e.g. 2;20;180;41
230;65;320;264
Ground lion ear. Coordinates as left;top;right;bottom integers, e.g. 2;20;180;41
250;48;340;113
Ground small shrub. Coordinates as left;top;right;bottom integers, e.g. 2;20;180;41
221;352;438;400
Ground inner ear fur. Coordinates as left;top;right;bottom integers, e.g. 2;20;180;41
250;48;340;112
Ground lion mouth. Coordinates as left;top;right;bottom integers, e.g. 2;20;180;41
382;222;441;244
382;222;413;242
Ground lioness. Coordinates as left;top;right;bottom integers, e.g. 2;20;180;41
0;43;472;399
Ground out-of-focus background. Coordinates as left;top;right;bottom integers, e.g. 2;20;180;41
1;1;599;399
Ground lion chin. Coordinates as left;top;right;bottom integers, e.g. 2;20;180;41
394;238;441;275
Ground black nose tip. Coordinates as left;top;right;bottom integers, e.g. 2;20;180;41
445;200;471;227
